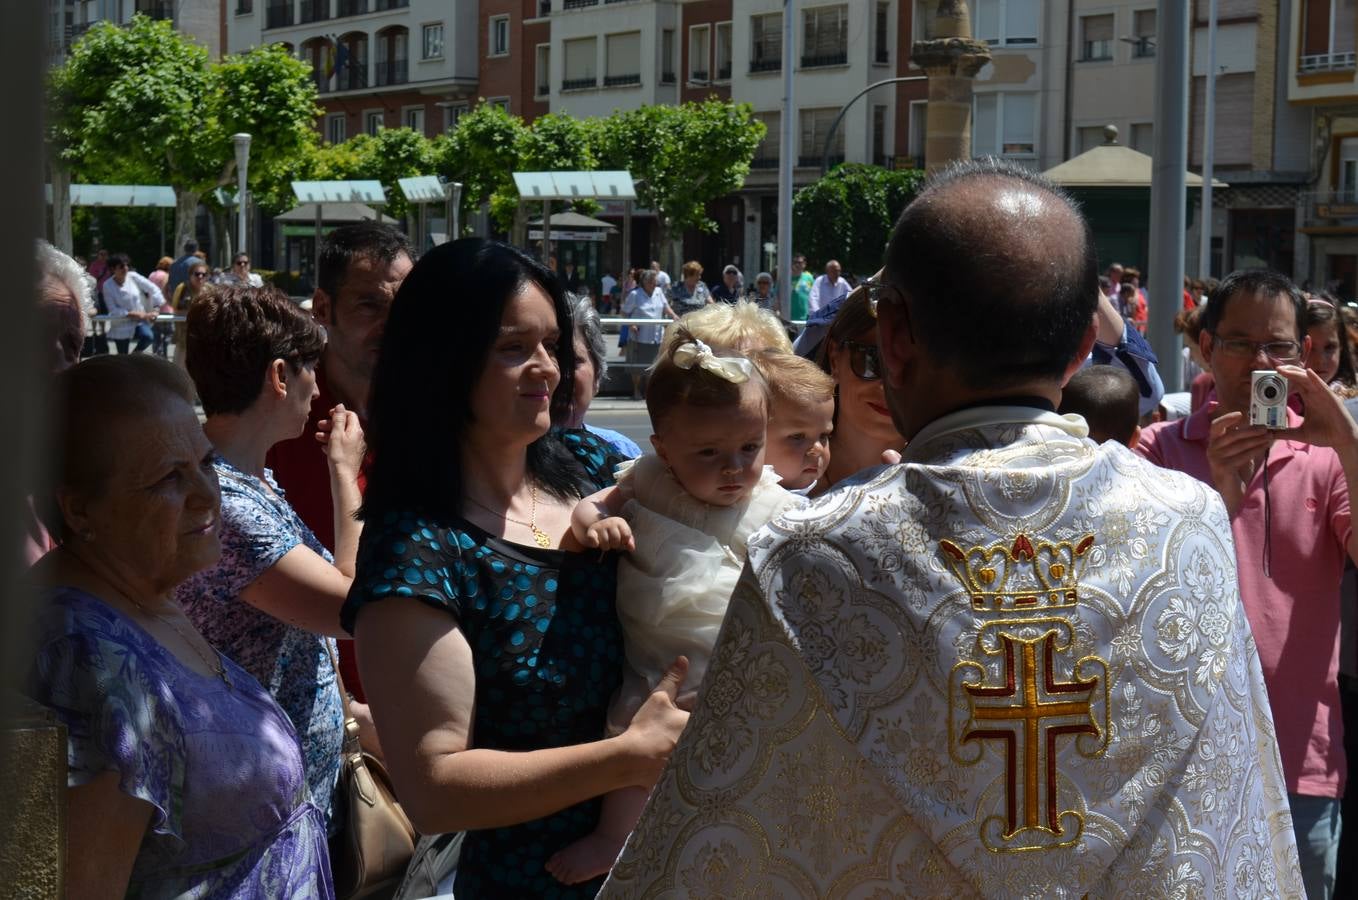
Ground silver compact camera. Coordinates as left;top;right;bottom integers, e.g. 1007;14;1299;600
1250;370;1288;428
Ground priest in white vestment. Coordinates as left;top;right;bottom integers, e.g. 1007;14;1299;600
599;160;1302;898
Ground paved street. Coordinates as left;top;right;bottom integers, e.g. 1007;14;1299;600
584;397;651;448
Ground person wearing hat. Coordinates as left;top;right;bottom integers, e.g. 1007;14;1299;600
711;264;743;303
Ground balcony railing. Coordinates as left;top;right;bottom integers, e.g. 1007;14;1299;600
1132;36;1155;58
1300;51;1357;73
799;153;843;168
374;0;408;10
801;51;848;68
536;82;550;96
1304;190;1358;225
374;58;408;86
265;2;292;28
716;63;731;81
660;70;675;84
563;0;597;8
338;0;368;16
750;156;779;169
874;47;889;64
539;0;551;14
299;0;329;23
604;73;641;87
749;57;781;73
337;60;367;90
235;1;254;13
562;76;597;90
135;0;174;19
690;69;709;82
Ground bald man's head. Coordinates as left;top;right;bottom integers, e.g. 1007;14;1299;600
882;159;1098;389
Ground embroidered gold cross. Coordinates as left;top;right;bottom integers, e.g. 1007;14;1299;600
962;632;1099;839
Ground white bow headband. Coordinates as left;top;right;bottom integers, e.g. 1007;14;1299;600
671;339;752;384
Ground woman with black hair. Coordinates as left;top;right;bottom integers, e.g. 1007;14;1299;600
341;239;689;898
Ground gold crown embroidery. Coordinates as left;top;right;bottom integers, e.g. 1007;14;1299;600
940;533;1096;612
941;532;1110;853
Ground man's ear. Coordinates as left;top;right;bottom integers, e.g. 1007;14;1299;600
312;288;332;325
1199;328;1216;373
1060;321;1100;387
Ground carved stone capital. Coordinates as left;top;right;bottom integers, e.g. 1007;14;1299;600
910;37;992;77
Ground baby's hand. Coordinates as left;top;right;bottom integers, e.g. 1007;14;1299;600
583;516;635;552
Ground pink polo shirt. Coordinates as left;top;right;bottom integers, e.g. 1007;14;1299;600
1138;403;1349;797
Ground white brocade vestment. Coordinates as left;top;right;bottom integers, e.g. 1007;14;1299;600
600;405;1302;899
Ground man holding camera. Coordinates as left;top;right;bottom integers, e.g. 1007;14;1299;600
1138;269;1355;899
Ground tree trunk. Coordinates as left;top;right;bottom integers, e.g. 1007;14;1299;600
173;189;200;258
51;165;73;253
211;206;231;267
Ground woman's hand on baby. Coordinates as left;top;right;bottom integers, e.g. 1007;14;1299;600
621;656;690;787
583;516;635;552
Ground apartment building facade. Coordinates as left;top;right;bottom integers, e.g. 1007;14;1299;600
48;0;226;65
1287;0;1358;296
227;0;478;141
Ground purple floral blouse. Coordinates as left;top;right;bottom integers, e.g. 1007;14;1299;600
26;587;334;899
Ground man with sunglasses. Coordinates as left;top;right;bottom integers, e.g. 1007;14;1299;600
1139;269;1358;898
602;160;1301;897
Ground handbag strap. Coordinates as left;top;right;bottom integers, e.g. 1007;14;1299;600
323;637;363;754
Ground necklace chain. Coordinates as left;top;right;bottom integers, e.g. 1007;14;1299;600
126;594;232;689
464;484;553;548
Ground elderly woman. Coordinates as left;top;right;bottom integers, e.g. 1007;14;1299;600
567;294;643;458
345;238;689;897
26;354;333;898
669;260;712;316
174;285;373;831
813;283;905;494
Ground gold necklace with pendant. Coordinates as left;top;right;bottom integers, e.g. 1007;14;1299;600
466;484;552;548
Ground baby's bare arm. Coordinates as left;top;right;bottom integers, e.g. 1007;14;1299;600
571;486;634;551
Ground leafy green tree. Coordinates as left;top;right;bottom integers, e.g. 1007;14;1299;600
431;103;527;235
594;100;764;267
304;127;436;220
48;16;319;252
792;163;925;275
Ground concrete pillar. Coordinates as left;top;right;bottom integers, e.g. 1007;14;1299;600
911;1;991;172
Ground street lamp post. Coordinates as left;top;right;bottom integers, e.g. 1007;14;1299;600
232;133;252;261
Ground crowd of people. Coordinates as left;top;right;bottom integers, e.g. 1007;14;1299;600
18;157;1358;899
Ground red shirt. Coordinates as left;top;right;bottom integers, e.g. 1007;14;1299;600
1137;404;1350;797
266;360;371;699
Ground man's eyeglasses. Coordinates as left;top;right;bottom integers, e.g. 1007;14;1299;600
1212;336;1301;362
842;339;882;381
234;259;249;266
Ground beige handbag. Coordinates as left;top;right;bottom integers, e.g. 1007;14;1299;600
325;641;417;900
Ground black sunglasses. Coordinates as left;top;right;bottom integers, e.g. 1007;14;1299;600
841;339;881;381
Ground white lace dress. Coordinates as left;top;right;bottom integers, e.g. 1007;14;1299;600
607;454;802;732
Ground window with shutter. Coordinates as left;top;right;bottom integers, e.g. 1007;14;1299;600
563;36;597;90
1080;14;1113;61
751;13;781;72
605;32;641;86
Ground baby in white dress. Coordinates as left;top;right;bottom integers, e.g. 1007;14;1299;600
545;333;803;884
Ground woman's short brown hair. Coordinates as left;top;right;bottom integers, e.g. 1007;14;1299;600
681;260;704;279
646;327;767;431
186;284;325;416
